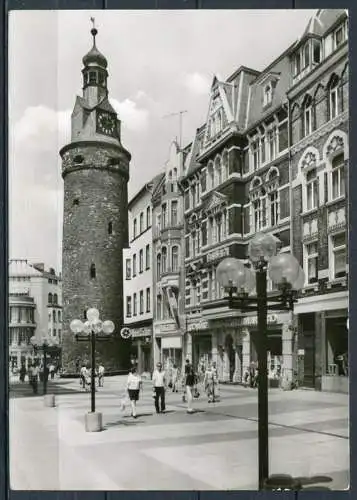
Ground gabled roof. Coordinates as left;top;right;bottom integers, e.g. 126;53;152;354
128;172;164;209
300;9;347;41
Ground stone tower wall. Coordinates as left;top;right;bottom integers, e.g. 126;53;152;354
61;142;130;372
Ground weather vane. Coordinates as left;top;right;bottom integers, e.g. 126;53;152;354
90;17;98;39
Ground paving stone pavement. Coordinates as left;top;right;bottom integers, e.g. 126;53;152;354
9;376;350;491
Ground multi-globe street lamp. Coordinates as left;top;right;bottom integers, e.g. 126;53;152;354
70;307;114;432
30;334;60;396
216;232;304;490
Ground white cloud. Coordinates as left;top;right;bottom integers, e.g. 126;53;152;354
183;72;210;95
110;98;149;132
13;105;71;151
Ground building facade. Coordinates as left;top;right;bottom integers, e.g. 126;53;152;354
122;176;160;374
60;26;131;372
288;10;348;392
179;9;348;390
152;142;186;371
9;260;62;370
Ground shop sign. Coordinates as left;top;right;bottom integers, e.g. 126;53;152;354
130;327;152;338
242;314;278;326
207;247;229;263
187;320;209;332
154;321;177;335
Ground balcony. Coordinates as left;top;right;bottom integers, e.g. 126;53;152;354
159;268;180;288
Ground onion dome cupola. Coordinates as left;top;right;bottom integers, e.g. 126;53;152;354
82;19;109;105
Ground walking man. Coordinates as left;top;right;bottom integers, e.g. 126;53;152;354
185;363;196;414
98;363;105;387
152;362;166;414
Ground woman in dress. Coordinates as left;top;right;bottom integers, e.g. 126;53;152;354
126;366;142;418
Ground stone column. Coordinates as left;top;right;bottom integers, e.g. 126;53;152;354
222;349;230;382
281;314;293;389
233;348;242;382
242;328;250;372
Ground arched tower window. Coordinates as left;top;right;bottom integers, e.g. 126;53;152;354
90;263;96;279
108;221;113;234
328;74;340;120
48;293;53;304
162;247;167;273
53;293;58;305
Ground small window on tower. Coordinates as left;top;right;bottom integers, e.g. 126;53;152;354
89;71;97;84
90;264;96;279
73;155;84;164
73;198;79;206
98;72;104;85
108;221;113;234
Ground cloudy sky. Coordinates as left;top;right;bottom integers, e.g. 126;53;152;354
9;9;316;272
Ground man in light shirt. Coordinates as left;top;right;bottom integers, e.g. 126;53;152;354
152;362;166;414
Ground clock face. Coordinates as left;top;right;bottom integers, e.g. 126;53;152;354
97;112;116;136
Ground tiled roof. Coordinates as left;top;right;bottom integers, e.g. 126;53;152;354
245;54;290;131
299;9;347;41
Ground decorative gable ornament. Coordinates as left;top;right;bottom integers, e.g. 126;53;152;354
301;152;317;170
206;191;227;212
326;136;344;156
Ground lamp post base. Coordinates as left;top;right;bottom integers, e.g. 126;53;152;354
85;411;103;432
44;394;56;407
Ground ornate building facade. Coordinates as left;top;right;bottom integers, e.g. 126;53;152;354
152;142;186;370
60;26;131;372
288;10;349;392
179;9;348;390
122;175;161;374
9;260;62;370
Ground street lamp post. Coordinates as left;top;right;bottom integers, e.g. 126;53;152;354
216;233;304;490
30;335;59;395
70;308;115;431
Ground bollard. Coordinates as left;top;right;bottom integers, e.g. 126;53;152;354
44;394;56;407
85;411;103;432
264;474;301;491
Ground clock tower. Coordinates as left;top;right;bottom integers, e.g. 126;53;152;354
60;23;131;372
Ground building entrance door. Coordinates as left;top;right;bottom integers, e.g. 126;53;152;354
300;313;316;388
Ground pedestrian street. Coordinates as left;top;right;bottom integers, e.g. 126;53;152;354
10;376;349;490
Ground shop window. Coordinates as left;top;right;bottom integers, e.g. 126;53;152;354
330;232;347;279
304;241;318;284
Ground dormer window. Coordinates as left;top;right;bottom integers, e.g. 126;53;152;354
312;39;321;64
263;83;273;106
